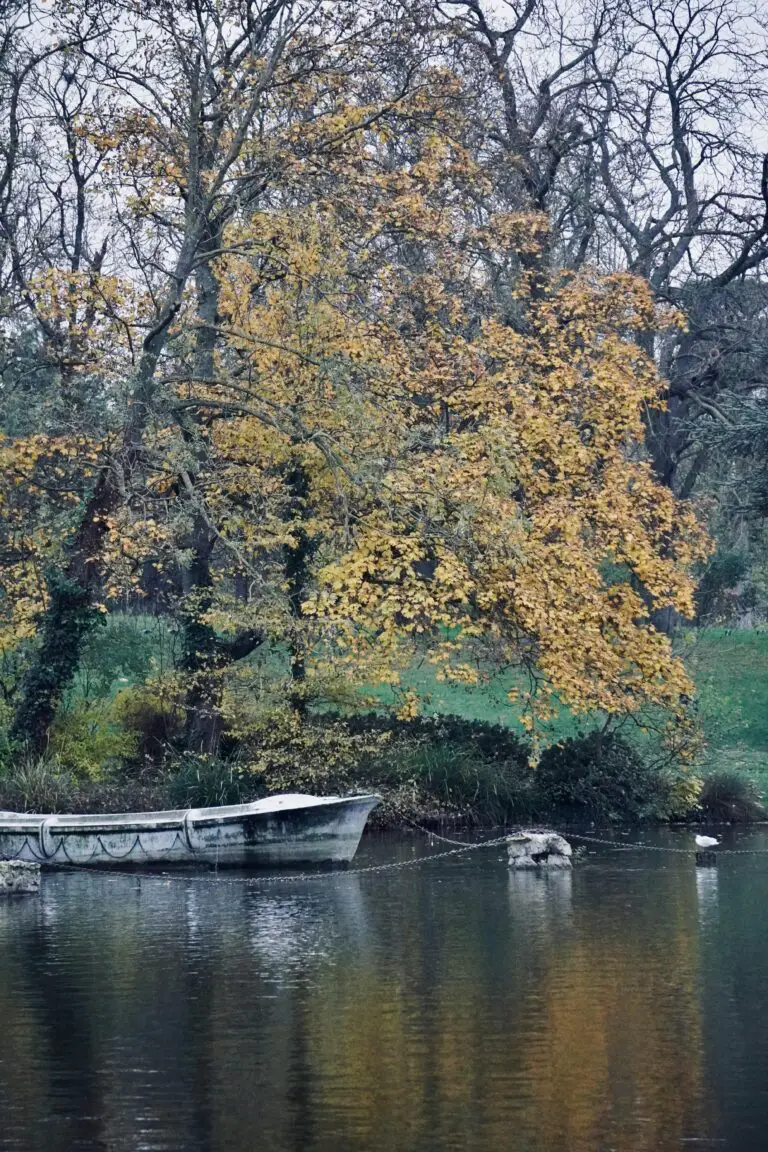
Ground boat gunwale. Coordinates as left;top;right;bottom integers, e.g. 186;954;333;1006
0;793;380;834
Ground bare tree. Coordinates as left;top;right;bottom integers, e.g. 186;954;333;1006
436;0;612;214
583;0;768;485
433;0;768;493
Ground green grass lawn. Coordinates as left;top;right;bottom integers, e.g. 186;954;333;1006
682;629;768;790
373;657;581;740
77;615;768;795
379;629;768;794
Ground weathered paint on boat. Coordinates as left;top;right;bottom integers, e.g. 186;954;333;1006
0;793;379;868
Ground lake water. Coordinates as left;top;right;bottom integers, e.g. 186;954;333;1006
2;828;768;1151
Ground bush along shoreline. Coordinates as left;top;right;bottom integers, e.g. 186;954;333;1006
2;711;760;828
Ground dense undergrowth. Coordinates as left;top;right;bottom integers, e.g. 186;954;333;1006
0;617;764;826
0;708;709;827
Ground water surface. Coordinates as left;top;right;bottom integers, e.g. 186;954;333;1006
2;828;768;1151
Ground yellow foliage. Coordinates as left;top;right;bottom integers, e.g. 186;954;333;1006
161;94;708;722
2;69;709;733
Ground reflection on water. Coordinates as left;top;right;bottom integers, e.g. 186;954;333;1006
696;864;719;928
2;831;768;1151
508;868;573;928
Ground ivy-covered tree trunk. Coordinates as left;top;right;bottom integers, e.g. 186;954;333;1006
10;313;177;751
9;568;105;750
179;528;221;755
10;234;199;753
9;5;289;754
9;455;120;750
179;232;228;754
180;604;266;755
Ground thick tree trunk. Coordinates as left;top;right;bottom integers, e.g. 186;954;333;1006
10;570;104;750
179;518;222;755
175;230;267;751
7;10;292;753
10;466;115;747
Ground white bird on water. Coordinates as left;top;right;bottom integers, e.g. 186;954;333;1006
695;835;720;849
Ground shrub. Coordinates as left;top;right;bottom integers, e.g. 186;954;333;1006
76;615;159;701
386;741;533;825
346;712;533;826
238;706;391;795
0;698;14;773
698;771;765;822
347;712;531;768
48;698;138;776
112;683;184;764
534;730;696;822
0;756;79;813
0;755;176;814
695;551;752;625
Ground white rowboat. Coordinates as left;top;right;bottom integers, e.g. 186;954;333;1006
0;793;379;869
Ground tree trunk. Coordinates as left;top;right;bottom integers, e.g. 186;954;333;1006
178;498;222;754
7;8;294;752
179;230;228;753
10;569;105;750
283;458;317;714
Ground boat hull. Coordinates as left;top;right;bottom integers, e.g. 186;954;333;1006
0;793;379;869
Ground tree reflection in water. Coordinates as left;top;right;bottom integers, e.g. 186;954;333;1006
1;837;758;1152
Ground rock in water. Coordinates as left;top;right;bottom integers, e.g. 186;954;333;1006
507;831;573;869
0;860;41;894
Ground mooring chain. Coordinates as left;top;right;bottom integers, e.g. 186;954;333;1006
405;821;768;856
565;831;768;856
42;834;511;886
209;837;512;886
566;833;694;854
407;823;768;857
24;826;768;888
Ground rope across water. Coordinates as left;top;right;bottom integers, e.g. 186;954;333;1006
563;831;768;856
409;823;768;856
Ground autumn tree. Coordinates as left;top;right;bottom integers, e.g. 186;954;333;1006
105;97;709;745
8;0;411;751
1;0;711;755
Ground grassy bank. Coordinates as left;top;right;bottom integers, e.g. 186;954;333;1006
0;718;700;829
375;629;768;799
0;621;766;826
684;629;768;788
